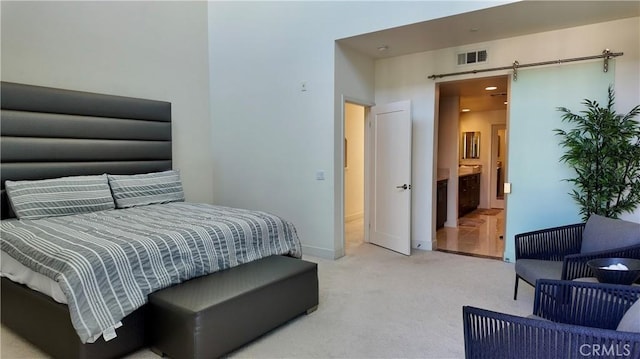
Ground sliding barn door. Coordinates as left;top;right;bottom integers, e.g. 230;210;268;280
503;61;615;262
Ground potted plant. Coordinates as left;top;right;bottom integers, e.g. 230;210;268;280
555;85;640;221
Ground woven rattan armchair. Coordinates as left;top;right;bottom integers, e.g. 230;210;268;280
464;279;640;359
514;215;640;300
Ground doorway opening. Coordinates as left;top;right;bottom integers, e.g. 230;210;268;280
434;75;509;259
344;102;366;254
342;100;413;256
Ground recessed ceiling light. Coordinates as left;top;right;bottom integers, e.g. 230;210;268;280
485;86;498;91
461;108;471;112
377;45;389;52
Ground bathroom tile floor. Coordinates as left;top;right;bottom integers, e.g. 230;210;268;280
436;209;505;260
345;209;504;259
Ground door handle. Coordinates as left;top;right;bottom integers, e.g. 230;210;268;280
396;184;411;190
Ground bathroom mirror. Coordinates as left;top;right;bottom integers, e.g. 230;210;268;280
461;131;480;159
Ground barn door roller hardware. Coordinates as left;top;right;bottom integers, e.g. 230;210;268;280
428;49;623;81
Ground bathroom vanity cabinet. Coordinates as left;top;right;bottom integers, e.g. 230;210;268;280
458;173;480;217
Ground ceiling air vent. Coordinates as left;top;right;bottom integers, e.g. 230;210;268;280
457;49;488;65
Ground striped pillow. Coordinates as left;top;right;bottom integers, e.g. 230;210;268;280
108;170;184;208
5;174;115;220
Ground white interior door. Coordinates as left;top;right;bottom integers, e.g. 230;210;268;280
369;100;412;255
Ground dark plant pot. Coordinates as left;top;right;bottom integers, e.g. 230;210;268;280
587;258;640;285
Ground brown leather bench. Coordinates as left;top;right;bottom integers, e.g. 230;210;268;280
147;255;318;359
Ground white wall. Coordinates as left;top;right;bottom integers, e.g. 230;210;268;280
208;1;506;259
375;17;640;260
1;1;213;203
437;96;459;227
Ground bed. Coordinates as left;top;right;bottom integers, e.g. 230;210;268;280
0;82;316;358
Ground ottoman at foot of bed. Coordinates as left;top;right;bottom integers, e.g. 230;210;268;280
147;255;319;359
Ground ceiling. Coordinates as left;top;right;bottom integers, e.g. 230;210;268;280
338;1;639;60
440;76;509;112
337;1;638;113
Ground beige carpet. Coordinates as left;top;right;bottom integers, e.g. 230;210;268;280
1;244;535;359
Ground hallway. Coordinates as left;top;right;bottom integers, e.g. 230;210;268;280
436;209;505;259
345;216;365;254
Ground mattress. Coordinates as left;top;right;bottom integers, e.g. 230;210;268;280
1;249;67;304
1;202;301;343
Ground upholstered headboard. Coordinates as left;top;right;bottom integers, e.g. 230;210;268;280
0;82;172;219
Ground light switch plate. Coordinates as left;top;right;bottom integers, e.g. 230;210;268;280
504;182;511;194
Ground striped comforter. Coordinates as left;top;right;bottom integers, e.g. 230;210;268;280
0;202;301;343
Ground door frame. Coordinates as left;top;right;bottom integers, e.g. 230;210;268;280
340;96;374;258
490;124;507;209
433;74;511;260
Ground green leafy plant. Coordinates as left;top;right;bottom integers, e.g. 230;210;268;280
555;85;640;221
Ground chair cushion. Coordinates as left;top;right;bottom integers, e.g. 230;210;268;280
515;259;563;285
617;299;640;333
581;214;640;253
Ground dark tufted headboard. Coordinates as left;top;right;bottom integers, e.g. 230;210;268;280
0;82;172;219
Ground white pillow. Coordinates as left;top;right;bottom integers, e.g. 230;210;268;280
617;298;640;333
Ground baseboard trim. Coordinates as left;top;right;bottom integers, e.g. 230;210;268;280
412;240;435;251
301;244;335;259
436;248;503;261
345;212;363;222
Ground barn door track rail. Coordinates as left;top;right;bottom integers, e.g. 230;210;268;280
428;49;623;81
